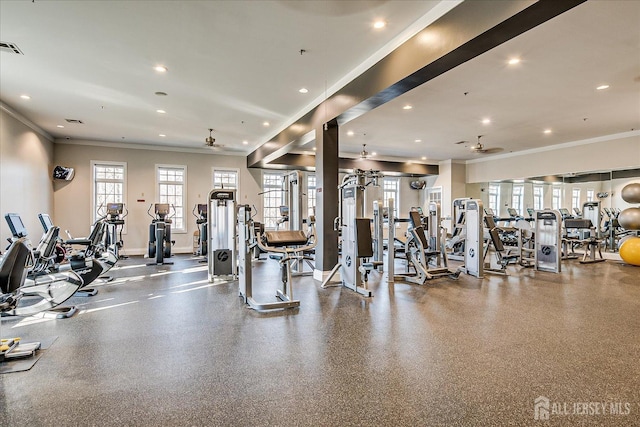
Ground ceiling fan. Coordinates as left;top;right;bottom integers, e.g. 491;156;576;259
204;128;225;150
469;135;503;154
359;143;370;160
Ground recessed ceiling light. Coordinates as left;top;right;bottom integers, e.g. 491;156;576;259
242;140;248;145
403;105;413;110
20;94;30;100
482;118;491;124
544;129;552;134
347;130;355;136
56;125;64;128
507;58;521;65
421;156;427;160
312;147;317;151
156;109;166;114
159;134;166;137
596;84;610;90
373;20;386;29
414;139;422;143
298;88;308;94
263;121;270;127
371;152;377;156
154;65;168;73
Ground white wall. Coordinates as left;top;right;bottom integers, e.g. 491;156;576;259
53;141;261;255
466;133;640;183
0;106;55;245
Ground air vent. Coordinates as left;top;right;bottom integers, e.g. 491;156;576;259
65;119;84;124
0;41;24;55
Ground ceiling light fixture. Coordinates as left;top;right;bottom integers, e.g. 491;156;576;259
263;121;270;127
596;84;610;90
371;152;377;156
482;118;491;124
299;88;308;94
415;139;422;143
156;109;166;114
421;156;427;160
56;125;64;128
347;130;355;136
403;105;413;110
373;20;386;29
159;134;166;137
508;58;521;65
242;140;248;145
544;129;552;134
154;65;168;73
312;147;317;151
20;94;30;100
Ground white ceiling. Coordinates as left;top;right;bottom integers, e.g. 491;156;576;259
0;0;445;153
1;1;639;163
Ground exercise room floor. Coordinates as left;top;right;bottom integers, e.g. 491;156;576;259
1;254;639;426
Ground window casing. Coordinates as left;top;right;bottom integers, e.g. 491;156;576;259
488;183;500;214
512;184;524;215
213;169;239;190
157;165;186;232
92;161;126;224
383;178;400;214
533;185;543;210
263;172;285;230
552;187;562;210
572;188;581;210
307;174;316;218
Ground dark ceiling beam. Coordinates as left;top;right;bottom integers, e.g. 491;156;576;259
269;153;439;177
247;0;586;169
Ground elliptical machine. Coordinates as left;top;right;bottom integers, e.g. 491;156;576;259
147;203;174;265
193;204;208;257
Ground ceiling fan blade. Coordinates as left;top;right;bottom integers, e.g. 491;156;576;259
454;140;468;145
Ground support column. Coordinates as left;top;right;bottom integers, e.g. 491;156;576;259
314;119;339;279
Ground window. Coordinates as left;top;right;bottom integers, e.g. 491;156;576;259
157;165;186;232
488;183;500;214
572;188;581;210
263;172;285;229
213;169;238;190
533;185;543;210
512;184;524;215
307;174;316;217
552;187;562;210
383;177;400;214
92;161;126;223
587;189;595;202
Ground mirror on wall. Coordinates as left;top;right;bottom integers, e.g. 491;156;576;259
466;167;640;219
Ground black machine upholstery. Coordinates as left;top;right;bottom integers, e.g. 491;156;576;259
0;238;31;310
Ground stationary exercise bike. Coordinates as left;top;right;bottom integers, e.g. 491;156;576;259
147;203;175;265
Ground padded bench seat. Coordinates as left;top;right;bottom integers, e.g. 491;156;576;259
263;230;308;247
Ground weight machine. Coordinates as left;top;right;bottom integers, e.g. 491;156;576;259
207;189;236;281
237;205;316;311
535;210;562;273
322;169;381;297
147;203;174;265
447;198;470;261
459;199;484;278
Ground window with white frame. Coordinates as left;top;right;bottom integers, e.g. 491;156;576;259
213;169;238;190
512;184;524;215
157;165;186;232
263;172;285;229
488;183;500;214
552;186;562;210
92;161;126;223
383;177;400;215
307;174;316;217
587;189;595;202
572;188;581;210
533;185;543;210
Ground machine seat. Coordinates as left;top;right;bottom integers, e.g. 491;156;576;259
263;230;308;247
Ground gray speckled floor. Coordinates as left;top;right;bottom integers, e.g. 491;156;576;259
1;254;639;426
